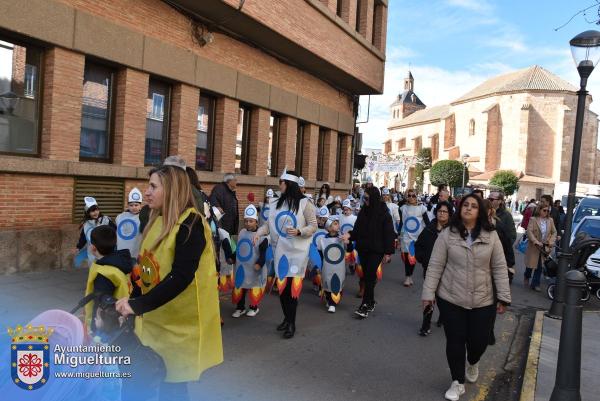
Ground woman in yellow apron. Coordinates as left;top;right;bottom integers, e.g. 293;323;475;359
116;158;223;401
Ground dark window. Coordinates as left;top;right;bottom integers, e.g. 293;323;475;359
0;38;42;156
269;115;281;177
336;0;343;17
145;79;171;166
196;95;215;170
355;0;362;32
336;134;343;183
236;106;251;174
80;62;114;160
469;119;476;136
317;128;326;181
295;121;305;174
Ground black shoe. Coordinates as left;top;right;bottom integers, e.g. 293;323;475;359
436;320;443;328
283;323;295;339
277;320;289;331
354;304;369;318
366;301;377;313
418;328;431;337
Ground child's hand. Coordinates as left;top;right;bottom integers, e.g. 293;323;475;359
254;264;261;271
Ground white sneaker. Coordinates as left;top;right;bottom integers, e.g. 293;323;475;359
403;277;411;287
328;305;336;313
444;380;465;401
409;277;414;286
246;308;259;317
232;309;246;318
465;362;479;383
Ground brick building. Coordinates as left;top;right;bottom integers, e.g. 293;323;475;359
0;0;388;273
385;66;600;199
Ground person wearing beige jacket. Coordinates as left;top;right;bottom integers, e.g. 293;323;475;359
524;204;557;291
421;194;511;401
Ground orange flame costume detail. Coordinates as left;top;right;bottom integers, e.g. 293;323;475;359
331;291;342;305
248;287;265;307
291;276;303;299
277;278;288;296
376;264;383;280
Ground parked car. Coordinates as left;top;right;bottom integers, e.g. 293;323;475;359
572;196;600;226
571;215;600;245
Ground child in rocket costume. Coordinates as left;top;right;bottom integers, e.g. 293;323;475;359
115;188;143;263
259;188;275;227
316;215;350;313
76;196;114;267
309;206;330;293
399;189;429;287
340;199;358;274
213;206;236;292
231;205;269;318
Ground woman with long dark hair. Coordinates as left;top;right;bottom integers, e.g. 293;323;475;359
342;186;396;318
421;194;511;401
256;169;317;339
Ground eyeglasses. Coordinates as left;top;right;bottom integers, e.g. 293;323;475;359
488;197;500;201
407;194;416;198
542;209;550;212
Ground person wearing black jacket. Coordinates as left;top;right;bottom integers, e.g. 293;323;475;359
209;173;240;236
343;186;396;318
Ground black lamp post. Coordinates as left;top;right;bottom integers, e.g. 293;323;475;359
547;30;600;319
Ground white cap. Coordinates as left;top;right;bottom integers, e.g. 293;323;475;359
306;193;313;199
317;206;330;218
266;188;274;198
325;215;339;229
128;188;142;203
163;155;187;170
366;177;373;183
244;205;258;220
382;187;390;195
334;195;342;202
298;176;305;187
342;199;352;209
212;206;224;222
280;167;299;183
84;196;98;212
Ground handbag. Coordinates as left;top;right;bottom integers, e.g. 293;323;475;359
517;234;528;254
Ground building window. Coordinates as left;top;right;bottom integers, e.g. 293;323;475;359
372;1;385;49
400;138;406;149
295;121;305;173
384;140;391;154
317;128;327;181
196;95;215;171
335;134;343;183
355;0;362;32
0;38;42;156
336;0;343;17
268;115;281;177
469;119;475;136
80;62;114;161
236;106;251;174
414;136;422;152
145;79;171;166
431;134;439;160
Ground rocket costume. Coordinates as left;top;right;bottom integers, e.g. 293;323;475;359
77;197;113;266
399;203;429;264
116;188;143;260
212;207;236;292
317;217;348;307
232;205;269;315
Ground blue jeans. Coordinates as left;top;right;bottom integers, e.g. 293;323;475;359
524;255;543;288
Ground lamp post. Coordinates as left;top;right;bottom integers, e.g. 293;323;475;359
547;30;600;319
461;153;470;196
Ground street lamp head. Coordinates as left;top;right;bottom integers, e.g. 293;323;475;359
570;30;600;79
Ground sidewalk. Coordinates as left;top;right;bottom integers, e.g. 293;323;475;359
520;311;600;401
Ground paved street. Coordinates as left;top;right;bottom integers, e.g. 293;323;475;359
4;228;596;401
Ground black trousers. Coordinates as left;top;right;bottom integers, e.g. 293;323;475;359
401;252;416;277
279;280;298;324
235;289;258;311
358;251;383;305
436;297;496;384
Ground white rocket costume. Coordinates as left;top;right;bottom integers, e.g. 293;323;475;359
339;200;357;234
318;217;346;305
81;196;111;265
234;206;268;290
116;188;143;259
399;203;428;254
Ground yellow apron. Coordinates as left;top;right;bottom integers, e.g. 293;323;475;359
134;208;223;382
84;263;130;333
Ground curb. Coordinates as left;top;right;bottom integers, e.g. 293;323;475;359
519;310;544;401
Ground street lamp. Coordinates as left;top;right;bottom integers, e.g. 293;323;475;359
461;153;470;196
547;30;600;320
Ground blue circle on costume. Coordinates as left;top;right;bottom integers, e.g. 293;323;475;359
404;217;421;234
331;273;341;294
324;243;345;265
409;240;416;257
236;238;253;262
235;265;245;288
261;206;270;221
312;231;327;247
117;218;138;240
246;208;256;216
275;211;297;237
130;192;141;202
278;254;290;278
319;208;329;217
341;223;354;233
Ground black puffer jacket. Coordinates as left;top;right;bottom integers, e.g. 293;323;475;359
209;182;239;235
349;187;396;255
415;220;442;269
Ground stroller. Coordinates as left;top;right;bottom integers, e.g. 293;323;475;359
71;293;166;401
545;234;600;302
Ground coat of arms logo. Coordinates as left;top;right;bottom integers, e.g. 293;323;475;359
8;324;54;390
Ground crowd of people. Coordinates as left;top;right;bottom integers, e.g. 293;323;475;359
69;154;574;400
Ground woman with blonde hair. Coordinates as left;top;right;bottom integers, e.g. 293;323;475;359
524;203;557;292
116;156;223;401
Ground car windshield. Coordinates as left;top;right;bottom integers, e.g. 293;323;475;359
575;219;600;239
573;200;600;224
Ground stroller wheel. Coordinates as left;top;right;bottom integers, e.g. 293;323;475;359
547;283;555;300
596;287;600;301
581;288;590;302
